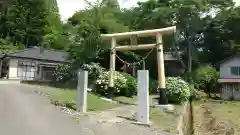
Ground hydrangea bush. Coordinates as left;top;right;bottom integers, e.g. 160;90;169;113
54;64;73;82
54;63;161;98
95;71;127;96
81;63;105;80
166;77;191;104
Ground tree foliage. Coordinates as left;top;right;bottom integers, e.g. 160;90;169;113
193;66;219;90
6;0;48;46
0;0;65;51
0;38;23;53
1;0;240;94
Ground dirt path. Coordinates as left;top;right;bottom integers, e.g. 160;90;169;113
0;83;175;135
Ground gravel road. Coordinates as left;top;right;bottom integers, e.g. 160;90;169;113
0;83;175;135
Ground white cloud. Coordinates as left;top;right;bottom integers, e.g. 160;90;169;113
57;0;85;21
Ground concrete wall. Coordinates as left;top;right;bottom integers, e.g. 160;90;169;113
220;57;240;78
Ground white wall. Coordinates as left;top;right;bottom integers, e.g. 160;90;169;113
8;59;20;79
220;56;240;78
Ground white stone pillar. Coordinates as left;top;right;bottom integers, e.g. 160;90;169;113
77;70;88;113
137;70;149;124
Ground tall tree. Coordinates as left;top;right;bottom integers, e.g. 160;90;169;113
200;6;240;65
120;0;236;70
68;0;128;34
43;0;66;50
6;0;48;47
0;0;14;38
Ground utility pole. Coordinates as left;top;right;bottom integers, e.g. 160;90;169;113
185;26;192;73
188;39;192;73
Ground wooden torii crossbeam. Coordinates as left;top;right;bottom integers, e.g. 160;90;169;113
101;26;176;102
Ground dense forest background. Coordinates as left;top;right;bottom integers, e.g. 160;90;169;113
0;0;240;72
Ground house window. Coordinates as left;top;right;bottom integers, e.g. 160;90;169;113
230;66;240;76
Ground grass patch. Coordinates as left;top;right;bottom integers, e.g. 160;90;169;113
114;95;159;105
114;96;137;104
150;108;181;133
25;85;119;112
193;99;240;135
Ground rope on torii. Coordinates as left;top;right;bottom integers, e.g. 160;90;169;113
114;44;156;67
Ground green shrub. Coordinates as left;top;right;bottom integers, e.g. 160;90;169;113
119;73;137;97
193;90;208;100
95;70;160;97
188;84;199;100
192;66;219;90
54;62;159;97
54;63;106;87
181;72;194;83
95;71;127;96
149;79;158;94
166;77;191;104
0;38;24;53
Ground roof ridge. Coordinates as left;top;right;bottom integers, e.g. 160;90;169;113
7;46;67;55
216;54;240;66
3;46;68;62
41;47;68;53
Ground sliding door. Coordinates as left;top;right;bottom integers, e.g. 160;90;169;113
17;60;37;80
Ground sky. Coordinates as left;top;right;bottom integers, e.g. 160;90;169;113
57;0;240;21
57;0;147;21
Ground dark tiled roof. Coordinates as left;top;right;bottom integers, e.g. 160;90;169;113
6;47;68;62
218;54;240;65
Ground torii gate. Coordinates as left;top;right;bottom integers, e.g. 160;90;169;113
101;26;176;104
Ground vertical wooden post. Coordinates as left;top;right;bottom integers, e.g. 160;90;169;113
156;33;166;88
132;65;136;77
130;35;138;45
39;66;43;80
109;37;116;87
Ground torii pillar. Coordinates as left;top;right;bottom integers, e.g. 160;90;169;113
156;33;168;104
